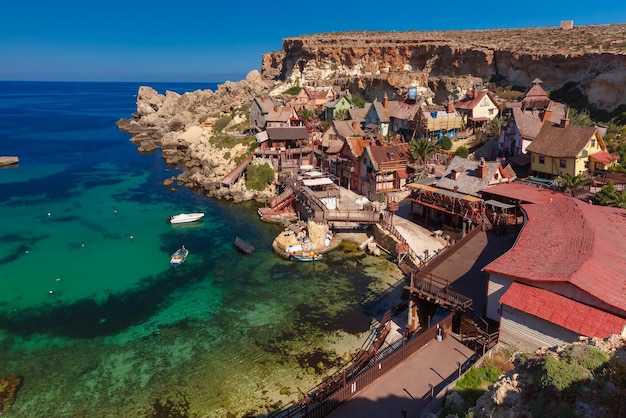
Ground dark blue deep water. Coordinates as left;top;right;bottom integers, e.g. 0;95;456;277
0;81;402;417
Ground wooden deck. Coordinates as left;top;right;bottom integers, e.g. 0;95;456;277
221;154;253;187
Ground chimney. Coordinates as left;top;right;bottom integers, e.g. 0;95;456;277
352;120;358;131
477;157;488;179
560;108;570;128
447;102;454;113
383;92;388;109
541;104;553;123
473;90;479;99
274;105;279;112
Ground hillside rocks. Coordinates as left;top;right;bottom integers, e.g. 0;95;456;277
116;70;277;201
464;335;625;418
262;25;626;110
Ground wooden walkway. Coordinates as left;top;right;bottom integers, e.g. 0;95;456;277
221;154;253;187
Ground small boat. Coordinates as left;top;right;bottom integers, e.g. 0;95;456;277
235;236;254;254
289;250;323;262
168;212;205;224
0;156;19;167
170;246;189;267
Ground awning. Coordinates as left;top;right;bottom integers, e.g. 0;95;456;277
462;195;482;202
484;199;515;210
302;178;334;187
469;117;489;122
255;131;269;143
589;151;617;165
398;169;409;179
407;183;438;192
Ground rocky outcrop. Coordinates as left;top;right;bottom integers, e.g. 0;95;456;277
464;335;625;418
117;70;278;201
262;25;626;110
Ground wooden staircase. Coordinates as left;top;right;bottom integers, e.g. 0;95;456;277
459;314;499;355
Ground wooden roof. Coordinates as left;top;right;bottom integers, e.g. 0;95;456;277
526;123;598;157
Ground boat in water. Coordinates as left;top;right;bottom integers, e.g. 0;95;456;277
170;246;189;267
289;250;323;262
168;212;205;224
235;236;255;254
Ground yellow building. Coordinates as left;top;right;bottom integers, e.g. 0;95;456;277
526;118;613;179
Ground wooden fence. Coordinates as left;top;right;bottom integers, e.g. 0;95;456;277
269;314;453;418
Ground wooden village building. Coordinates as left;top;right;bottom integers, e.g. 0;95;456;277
254;126;314;173
249;96;300;131
526;116;615;179
497;79;566;159
483;197;626;350
407;156;517;238
454;89;500;130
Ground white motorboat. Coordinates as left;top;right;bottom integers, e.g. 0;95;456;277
168;212;205;224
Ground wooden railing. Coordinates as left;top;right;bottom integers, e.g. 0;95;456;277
269;313;454;418
405;271;473;312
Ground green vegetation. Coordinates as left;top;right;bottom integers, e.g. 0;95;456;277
408;137;437;163
595;182;626;208
442;343;625;418
438;136;453;151
209;134;256;150
283;85;301;95
455;146;469;158
555;173;593;196
351;96;367;108
440;352;511;418
297;108;315;121
245;163;275;191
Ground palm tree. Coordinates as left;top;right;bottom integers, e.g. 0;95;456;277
408;137;438;180
595;182;626;208
556;173;592;196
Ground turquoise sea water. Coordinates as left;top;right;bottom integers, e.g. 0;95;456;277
0;81;405;416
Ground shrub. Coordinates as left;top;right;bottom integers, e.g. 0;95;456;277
438;136;453;150
245;163;275;191
455;146;469;158
537;356;591;392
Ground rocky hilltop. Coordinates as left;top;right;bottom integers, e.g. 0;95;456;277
262;24;626;110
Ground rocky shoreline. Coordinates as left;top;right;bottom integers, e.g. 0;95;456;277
116;70;278;202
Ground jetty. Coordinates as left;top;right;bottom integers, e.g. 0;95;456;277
0;156;19;167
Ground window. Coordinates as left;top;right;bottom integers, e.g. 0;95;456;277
481;98;489;107
560;159;566;168
591;139;596;147
539;156;545;164
488;109;495;115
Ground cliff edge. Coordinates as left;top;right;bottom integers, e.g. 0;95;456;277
262;24;626;110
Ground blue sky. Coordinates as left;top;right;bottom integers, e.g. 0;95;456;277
1;1;625;83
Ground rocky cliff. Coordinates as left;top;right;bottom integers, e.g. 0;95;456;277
262;24;626;110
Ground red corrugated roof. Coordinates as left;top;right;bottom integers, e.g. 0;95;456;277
485;198;626;313
482;182;566;204
500;282;625;338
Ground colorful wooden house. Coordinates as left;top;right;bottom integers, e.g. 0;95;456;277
358;143;411;201
454;89;500;129
526;117;613;179
323;94;353;121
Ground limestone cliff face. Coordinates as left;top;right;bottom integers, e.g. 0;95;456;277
262;25;626;110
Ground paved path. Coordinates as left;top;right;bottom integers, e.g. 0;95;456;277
328;333;475;418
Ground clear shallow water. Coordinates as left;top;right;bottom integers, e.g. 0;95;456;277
0;81;404;417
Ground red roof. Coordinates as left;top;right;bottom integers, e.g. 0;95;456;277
589;150;617;165
500;282;625;338
485;198;626;313
481;182;567;204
